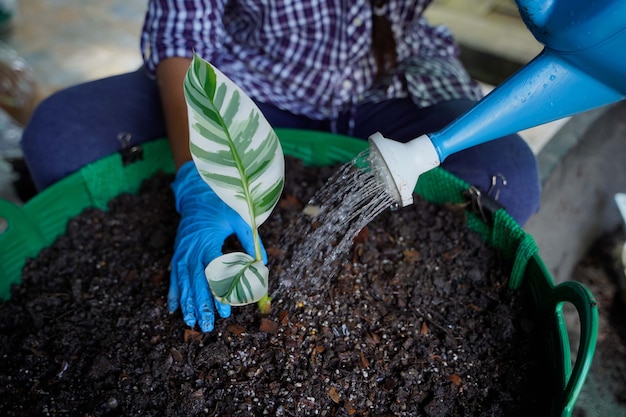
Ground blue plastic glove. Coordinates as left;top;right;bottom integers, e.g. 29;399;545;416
170;161;266;332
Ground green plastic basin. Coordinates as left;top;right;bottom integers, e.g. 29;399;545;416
0;128;598;417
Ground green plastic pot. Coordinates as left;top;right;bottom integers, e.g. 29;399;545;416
0;128;598;416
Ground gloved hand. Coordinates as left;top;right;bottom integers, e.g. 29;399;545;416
170;161;266;332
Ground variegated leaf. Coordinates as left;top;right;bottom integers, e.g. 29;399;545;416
206;252;268;306
184;53;284;229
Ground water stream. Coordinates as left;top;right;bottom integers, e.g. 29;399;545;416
274;149;397;295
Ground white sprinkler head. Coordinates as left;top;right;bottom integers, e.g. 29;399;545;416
368;132;441;207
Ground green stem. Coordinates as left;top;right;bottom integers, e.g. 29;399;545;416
252;227;262;262
257;293;272;315
252;227;270;313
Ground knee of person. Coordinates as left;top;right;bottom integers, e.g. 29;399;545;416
502;179;541;226
443;138;541;226
494;151;541;226
21;91;67;153
21;90;80;191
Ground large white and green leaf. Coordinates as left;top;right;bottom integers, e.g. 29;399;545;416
184;53;284;230
206;252;268;306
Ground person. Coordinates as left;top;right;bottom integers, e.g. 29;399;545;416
21;0;541;332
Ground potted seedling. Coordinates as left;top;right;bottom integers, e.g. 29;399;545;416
183;53;284;312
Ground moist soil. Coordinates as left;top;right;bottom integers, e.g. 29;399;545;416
0;157;551;416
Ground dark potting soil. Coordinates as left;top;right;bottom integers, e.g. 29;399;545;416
0;157;549;416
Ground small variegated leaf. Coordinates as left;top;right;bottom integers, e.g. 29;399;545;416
206;252;268;306
184;53;284;230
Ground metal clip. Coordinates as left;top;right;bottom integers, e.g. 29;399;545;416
464;183;505;224
487;174;507;201
117;132;143;166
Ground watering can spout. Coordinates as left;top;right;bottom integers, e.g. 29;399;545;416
369;0;626;208
368;132;440;207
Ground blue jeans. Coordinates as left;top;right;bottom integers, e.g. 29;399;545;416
22;69;540;225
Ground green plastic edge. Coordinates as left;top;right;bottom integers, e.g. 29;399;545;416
0;128;598;416
0;139;176;299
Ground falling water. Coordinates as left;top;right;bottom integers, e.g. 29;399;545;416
274;149;397;294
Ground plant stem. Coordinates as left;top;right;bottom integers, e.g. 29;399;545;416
257;294;272;315
252;227;263;262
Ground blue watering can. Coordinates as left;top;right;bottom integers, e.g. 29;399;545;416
370;0;626;207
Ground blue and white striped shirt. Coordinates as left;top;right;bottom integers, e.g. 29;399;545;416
141;0;483;120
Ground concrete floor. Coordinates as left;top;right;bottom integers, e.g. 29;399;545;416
0;0;147;203
3;0;146;98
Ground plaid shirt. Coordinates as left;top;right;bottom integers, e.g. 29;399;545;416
141;0;483;120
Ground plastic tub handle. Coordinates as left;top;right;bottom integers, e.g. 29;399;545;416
550;280;599;417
